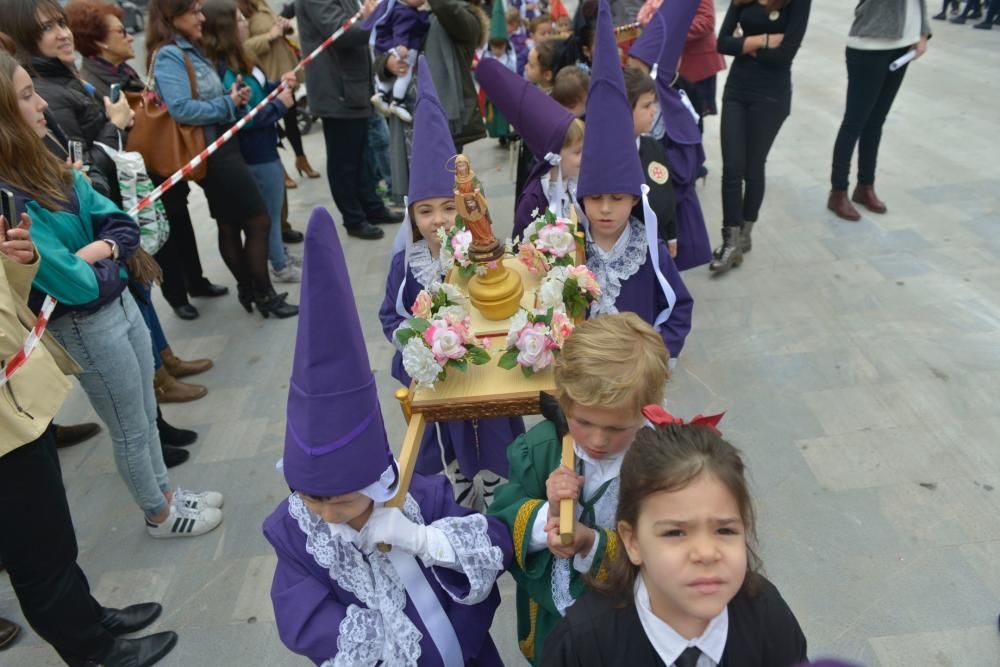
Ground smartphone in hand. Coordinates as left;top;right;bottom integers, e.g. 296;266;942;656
68;140;84;165
110;83;122;103
1;188;16;241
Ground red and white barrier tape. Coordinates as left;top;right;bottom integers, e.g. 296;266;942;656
0;12;360;388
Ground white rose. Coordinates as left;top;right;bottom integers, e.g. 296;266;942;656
402;338;444;388
535;223;577;258
428;321;467;361
439;282;465;303
516;323;555;372
505;309;529;349
538;274;566;310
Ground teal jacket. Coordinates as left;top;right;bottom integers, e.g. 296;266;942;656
12;171;139;316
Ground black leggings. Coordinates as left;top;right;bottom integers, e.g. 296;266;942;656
152;178;208;307
283;105;304;158
830;47;909;191
199;140;274;294
0;426;115;664
719;89;790;227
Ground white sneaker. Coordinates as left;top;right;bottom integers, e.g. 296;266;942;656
146;504;222;539
174;487;224;511
284;250;303;268
389;102;413;123
271;264;302;283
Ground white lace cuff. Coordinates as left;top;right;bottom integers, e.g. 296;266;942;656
528;501;550;553
572;528;600;574
330;605;384;667
431;514;505;605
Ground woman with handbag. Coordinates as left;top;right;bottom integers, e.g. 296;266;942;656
68;0;231;323
237;0;321;182
144;0;298;319
0;51;225;541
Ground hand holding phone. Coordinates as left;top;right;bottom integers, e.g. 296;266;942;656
1;188;16;241
110;83;122;103
68;140;84;165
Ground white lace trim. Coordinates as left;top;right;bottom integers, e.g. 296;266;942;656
551;557;575;617
288;494;424;666
430;514;504;605
408;240;445;290
587;218;648;316
590;477;620;532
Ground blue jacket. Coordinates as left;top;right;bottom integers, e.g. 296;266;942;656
221;66;288;165
153;37;237;139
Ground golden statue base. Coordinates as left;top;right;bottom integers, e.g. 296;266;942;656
468;261;524;321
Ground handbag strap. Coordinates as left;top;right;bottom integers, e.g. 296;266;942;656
145;46;200;100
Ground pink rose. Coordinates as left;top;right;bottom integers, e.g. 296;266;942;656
517;241;549;275
568;265;602;297
423;320;467;362
451;229;472;263
515;322;557;372
535;222;577;258
411;290;433;320
549;309;574;347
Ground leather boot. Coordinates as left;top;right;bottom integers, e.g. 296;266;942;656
709;226;744;274
100;603;162;637
157;406;197;447
55;422;101;448
295;155;321;179
154;367;207;403
715;221;755;259
827;190;861;221
0;617;19;650
99;632;178;667
254;290;299;319
851;183;887;213
160;346;213;378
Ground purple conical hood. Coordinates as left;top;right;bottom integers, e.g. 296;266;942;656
476;58;575;160
577;0;644;199
408;56;459;204
283;207;395;497
628;0;699;79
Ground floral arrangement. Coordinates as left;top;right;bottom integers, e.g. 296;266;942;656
537;264;602;320
498;308;574;377
437;220;479;279
395;282;491;388
516;209;581;275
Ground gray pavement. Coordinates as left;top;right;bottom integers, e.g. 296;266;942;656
3;2;1000;665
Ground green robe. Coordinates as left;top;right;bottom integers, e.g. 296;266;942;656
488;421;621;665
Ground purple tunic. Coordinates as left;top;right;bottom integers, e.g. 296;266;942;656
379;250;525;479
263;474;513;666
513;175;547;242
374;3;431;53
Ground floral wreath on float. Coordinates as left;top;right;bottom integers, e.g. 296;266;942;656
516;209;581;275
438;219;514;280
395;282;492;388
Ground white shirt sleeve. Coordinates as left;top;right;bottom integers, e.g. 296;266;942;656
528;501;551;553
572;526;601;574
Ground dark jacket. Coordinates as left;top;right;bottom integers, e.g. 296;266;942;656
296;0;374;119
79;56;145;99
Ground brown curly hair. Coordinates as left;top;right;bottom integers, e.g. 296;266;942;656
65;0;125;59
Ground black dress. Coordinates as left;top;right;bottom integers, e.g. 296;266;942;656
541;576;808;667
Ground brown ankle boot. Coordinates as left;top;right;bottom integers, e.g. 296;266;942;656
160;346;213;378
154;367;207;403
295;155;321;179
827;190;861;221
851;184;887;213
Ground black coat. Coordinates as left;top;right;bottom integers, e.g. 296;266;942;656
79;57;145;99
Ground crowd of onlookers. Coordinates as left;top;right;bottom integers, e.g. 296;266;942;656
933;0;1000;29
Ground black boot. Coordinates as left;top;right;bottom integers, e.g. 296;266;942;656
156;406;197;447
99;632;178;667
713;221;755;258
709;226;744;274
161;446;189;468
100;603;162;637
255;290;299;319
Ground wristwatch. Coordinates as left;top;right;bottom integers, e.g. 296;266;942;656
103;238;119;260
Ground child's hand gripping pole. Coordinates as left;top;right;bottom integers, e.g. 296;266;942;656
540;392;575;546
379;387;427;553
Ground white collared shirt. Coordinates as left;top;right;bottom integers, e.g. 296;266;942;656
634;574;728;667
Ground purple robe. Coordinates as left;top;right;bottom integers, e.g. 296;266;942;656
379;250;525;479
513;174;547;241
587;227;693;360
373;3;431;53
264;473;513;666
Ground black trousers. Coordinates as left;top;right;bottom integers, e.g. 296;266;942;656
831;47;910;191
283;106;304;158
0;426;115;665
321;117;385;229
719;88;790;227
151;177;207;308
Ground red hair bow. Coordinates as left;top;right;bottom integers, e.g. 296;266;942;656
642;405;725;435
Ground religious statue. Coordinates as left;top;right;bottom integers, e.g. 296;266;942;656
453;155;501;261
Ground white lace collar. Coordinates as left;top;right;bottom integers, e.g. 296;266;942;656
408;240;445;289
586;217;648;316
634;574;728;666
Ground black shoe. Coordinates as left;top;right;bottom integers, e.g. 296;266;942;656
346;222;385;239
951;15;967;23
54;422;101;448
0;617;19;649
100;632;177;667
161;446;189;468
172;304;199;320
188;280;229;298
282;229;304;244
156;408;197;447
255;290;299;319
100;603;162;637
973;19;992;28
367;208;404;225
933;10;948;19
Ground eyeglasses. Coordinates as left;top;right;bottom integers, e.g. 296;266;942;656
109;26;128;38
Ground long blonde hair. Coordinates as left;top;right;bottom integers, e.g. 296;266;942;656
0;52;73;210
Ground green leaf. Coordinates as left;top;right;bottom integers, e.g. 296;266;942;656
467;347;491;365
395;329;416;346
498;349;519;370
450;358;468;373
520;365;535;378
408;318;430;333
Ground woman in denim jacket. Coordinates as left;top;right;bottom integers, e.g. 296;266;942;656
145;0;297;318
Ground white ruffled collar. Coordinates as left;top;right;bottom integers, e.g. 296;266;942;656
586;218;647;315
409;239;445;289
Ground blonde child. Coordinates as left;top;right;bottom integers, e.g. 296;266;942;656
489;313;671;665
544;422;808;666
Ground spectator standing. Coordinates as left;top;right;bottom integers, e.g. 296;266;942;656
679;0;726;118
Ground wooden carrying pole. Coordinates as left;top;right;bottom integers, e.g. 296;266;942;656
380;388;427;552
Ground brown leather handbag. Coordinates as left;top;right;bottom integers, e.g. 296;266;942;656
126;50;207;182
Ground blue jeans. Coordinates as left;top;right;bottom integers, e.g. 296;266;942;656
47;291;170;517
134;283;167;370
247;160;288;271
366;114;392;189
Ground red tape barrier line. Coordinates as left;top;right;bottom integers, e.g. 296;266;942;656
0;12;360;388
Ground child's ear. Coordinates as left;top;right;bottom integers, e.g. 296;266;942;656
632;195;640;207
618;519;643;566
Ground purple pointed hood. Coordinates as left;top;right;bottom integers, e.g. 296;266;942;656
576;0;644;199
408;56;459;204
283;207;396;498
476;58;575;160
